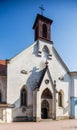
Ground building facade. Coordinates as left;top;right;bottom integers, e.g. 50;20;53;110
0;14;77;123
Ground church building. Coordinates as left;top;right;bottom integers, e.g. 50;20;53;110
0;13;77;123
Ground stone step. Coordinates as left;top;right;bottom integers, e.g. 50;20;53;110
40;119;53;122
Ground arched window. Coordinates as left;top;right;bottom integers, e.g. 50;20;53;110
43;45;49;54
42;24;47;38
58;90;64;107
21;87;27;106
43;45;49;59
0;91;2;102
41;88;52;99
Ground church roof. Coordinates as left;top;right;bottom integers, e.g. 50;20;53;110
0;60;7;76
33;14;53;29
69;71;77;76
0;60;6;65
35;64;54;90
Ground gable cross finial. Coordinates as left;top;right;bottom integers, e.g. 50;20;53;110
39;5;45;16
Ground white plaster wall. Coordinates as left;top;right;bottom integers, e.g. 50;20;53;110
6;108;12;123
13;106;33;119
71;76;75;97
49;46;71;118
56;79;70;117
71;76;77;97
7;40;71;119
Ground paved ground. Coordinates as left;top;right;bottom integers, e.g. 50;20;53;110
0;119;77;130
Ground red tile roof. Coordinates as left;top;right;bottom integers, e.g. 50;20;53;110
0;60;6;65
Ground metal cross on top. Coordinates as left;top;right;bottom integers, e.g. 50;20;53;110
39;5;45;16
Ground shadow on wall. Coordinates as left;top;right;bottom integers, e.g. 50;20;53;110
26;66;44;89
63;105;69;114
11;66;46;120
59;73;70;83
12;97;20;119
11;66;43;108
12;97;20;108
59;72;71;116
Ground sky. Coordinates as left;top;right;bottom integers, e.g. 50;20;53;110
0;0;77;71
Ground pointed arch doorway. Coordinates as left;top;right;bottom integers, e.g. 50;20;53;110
41;100;49;119
41;88;53;119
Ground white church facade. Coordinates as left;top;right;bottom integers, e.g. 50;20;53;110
0;13;77;123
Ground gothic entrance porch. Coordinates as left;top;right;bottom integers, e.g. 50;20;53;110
41;88;53;119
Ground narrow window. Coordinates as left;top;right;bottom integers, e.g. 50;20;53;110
58;90;64;107
43;45;49;54
58;92;62;107
42;24;47;38
21;88;27;106
43;45;49;59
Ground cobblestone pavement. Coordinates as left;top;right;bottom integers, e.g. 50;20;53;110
0;119;77;130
